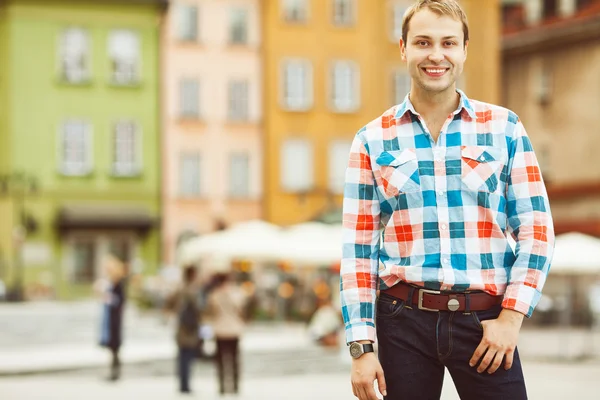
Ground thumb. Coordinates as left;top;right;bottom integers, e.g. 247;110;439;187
376;367;387;397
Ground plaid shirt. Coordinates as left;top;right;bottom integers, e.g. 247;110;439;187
340;90;554;343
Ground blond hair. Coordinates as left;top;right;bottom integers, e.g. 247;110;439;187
402;0;469;45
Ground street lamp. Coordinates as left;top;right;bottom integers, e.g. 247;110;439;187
0;171;39;301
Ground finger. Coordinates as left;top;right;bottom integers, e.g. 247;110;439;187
376;368;388;398
365;383;380;400
477;348;496;374
487;350;505;374
357;385;370;400
469;339;489;367
504;349;515;370
352;382;358;398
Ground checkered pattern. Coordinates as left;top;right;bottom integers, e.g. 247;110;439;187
340;90;555;343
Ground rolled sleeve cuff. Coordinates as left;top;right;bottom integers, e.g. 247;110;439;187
344;323;376;344
501;283;542;318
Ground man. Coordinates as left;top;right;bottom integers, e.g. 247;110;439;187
340;1;554;399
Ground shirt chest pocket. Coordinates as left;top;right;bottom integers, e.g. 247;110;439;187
375;149;421;199
460;146;505;193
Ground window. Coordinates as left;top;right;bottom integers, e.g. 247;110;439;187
281;138;313;192
333;0;355;26
393;69;411;105
328;140;352;194
180;153;201;197
283;0;308;23
391;4;406;42
229;153;250;198
177;4;198;41
533;58;552;105
59;28;90;83
230;8;248;44
330;61;360;112
72;240;96;283
108;30;140;85
113;120;140;176
228;80;249;121
60;120;92;176
281;59;313;111
180;79;200;118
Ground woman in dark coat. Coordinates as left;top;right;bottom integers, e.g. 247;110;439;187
98;255;127;381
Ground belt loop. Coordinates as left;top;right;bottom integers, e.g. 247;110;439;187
465;293;471;313
407;286;416;308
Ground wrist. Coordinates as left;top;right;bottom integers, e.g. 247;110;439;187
499;308;525;325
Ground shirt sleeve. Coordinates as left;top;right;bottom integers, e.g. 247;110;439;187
503;120;555;317
340;135;382;343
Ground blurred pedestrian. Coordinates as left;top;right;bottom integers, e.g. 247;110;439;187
340;1;554;399
165;265;203;394
96;254;127;381
205;272;249;396
308;297;342;348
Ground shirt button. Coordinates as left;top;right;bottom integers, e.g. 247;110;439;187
443;258;450;264
438;191;445;196
441;223;447;230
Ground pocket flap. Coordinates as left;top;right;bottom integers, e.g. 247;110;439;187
376;149;417;167
461;146;504;163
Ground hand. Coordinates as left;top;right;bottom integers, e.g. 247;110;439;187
351;351;387;400
469;308;524;374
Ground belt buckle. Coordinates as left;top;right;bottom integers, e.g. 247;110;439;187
418;289;441;311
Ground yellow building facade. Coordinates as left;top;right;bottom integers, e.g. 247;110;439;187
262;0;500;225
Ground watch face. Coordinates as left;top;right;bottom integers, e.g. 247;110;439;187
350;343;363;358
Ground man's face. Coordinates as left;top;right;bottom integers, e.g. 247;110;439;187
400;9;467;95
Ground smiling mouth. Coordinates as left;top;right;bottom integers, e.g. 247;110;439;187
422;67;449;77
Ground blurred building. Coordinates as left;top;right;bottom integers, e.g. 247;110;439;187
161;0;263;264
502;0;600;235
261;0;500;225
0;0;165;299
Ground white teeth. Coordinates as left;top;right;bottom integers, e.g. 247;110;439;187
426;69;445;74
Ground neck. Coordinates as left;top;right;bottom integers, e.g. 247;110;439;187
409;85;460;118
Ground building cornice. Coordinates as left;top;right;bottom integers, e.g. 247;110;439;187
503;14;600;56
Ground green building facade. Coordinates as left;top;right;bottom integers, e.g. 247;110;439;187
0;0;165;299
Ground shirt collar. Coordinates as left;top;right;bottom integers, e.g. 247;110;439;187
393;88;477;120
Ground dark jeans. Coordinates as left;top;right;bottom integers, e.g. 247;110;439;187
177;347;196;393
376;292;527;400
216;338;240;394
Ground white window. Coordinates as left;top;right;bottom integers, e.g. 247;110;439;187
391;4;406;42
330;60;360;112
177;4;198;41
60;120;92;176
283;0;308;23
281;59;313;111
230;8;248;44
281;138;313;192
393;69;411;105
228;80;249;121
180;153;201;197
328;140;352;195
108;30;140;85
59;28;90;83
180;79;200;118
113;120;140;176
333;0;355;26
229;153;250;198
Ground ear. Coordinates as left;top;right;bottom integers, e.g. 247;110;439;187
399;38;407;62
463;40;469;61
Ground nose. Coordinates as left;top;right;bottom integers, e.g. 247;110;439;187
428;46;444;63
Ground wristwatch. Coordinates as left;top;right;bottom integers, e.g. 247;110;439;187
349;342;375;359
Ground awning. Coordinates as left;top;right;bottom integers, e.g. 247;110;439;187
56;205;157;234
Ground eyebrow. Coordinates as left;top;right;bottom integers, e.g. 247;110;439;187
413;35;459;40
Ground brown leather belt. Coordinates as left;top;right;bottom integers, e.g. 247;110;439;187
382;281;502;312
